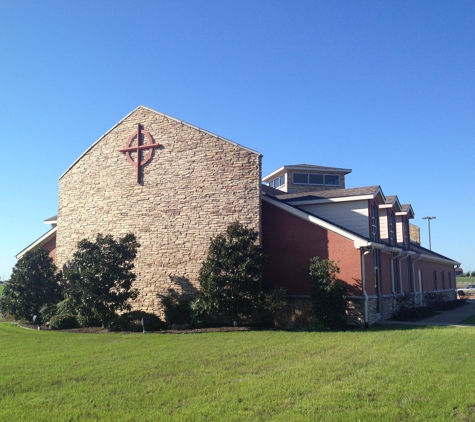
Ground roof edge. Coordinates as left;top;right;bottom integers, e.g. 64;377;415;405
262;194;371;248
263;165;352;182
15;227;57;260
59;105;261;180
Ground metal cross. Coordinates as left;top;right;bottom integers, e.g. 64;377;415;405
119;123;160;184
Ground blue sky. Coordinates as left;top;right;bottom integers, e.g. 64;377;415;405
0;0;474;280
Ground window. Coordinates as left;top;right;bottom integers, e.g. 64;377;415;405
293;173;308;184
441;271;445;290
389;212;395;246
269;175;286;188
404;219;409;249
392;257;399;292
309;174;324;185
292;173;340;187
433;270;437;290
448;271;452;288
407;256;413;291
371;204;378;241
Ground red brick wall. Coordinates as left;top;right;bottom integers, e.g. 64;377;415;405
262;200;363;296
413;260;455;291
42;236;56;263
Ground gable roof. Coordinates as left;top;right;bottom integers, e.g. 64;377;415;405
59;105;261;180
262;192;385;249
15;226;57;260
262;190;460;265
263;185;384;204
410;242;460;266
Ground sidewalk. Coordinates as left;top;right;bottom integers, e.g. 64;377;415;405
377;298;475;327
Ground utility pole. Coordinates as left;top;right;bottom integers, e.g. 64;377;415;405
422;216;436;250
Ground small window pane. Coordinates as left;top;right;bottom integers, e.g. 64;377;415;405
293;173;308;184
280;175;285;186
309;174;324;185
324;175;339;186
274;177;280;188
269;180;274;188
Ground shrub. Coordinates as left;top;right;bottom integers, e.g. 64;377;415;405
261;288;288;326
158;289;199;326
107;311;163;332
394;292;415;314
392;306;435;322
194;222;267;323
424;291;446;309
49;314;80;330
309;257;347;329
39;303;58;323
64;233;140;327
0;248;63;321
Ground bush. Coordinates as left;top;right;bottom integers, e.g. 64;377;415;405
309;257;347;329
392;306;435;322
39;303;58;323
158;289;199;326
260;288;288;326
49;314;80;330
107;311;164;332
64;233;140;327
194;222;267;323
394;292;415;314
0;248;63;321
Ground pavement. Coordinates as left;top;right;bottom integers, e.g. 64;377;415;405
377;298;475;327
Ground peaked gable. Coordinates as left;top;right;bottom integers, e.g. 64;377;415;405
60;105;261;180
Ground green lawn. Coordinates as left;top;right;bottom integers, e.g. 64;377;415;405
1;323;475;421
457;277;475;288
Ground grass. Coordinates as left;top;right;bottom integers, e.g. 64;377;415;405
457;277;475;288
2;323;475;421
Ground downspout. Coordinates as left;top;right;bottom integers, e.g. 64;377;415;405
360;247;372;326
412;254;423;306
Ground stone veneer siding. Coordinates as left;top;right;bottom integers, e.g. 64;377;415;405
56;107;262;315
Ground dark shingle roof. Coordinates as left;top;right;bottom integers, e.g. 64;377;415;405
410;242;459;264
263;185;381;202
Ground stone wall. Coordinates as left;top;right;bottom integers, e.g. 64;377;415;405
56;106;262;314
410;223;420;244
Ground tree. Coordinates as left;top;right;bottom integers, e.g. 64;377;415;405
194;222;267;323
64;233;140;327
308;257;347;329
471;271;475;278
0;248;63;321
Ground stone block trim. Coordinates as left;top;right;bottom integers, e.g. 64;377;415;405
57;107;262;314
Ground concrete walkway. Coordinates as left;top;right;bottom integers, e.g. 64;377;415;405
377;299;475;327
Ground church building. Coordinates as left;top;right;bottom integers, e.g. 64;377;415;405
17;106;460;325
